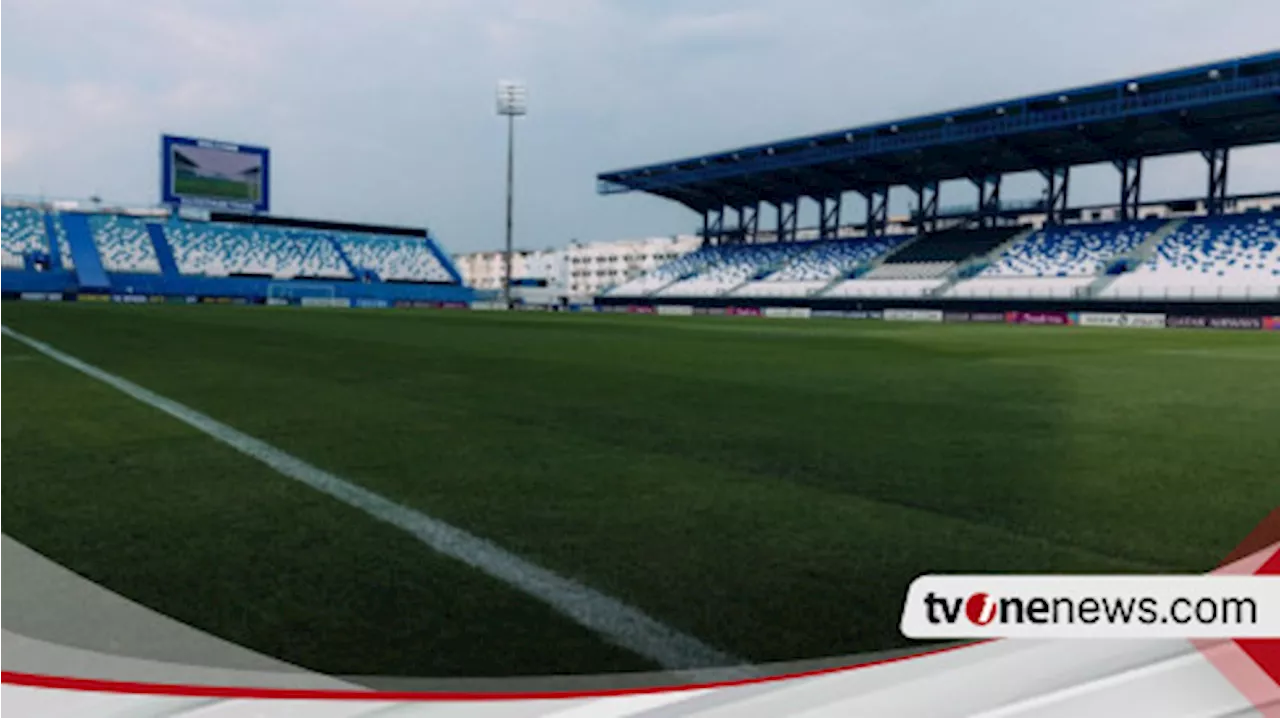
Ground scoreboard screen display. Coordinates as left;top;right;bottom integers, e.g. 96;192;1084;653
161;134;270;213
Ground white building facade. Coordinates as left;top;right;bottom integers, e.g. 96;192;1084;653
453;234;702;303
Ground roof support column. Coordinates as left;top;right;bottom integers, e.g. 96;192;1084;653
737;202;760;244
818;193;843;240
912;181;939;234
701;207;725;246
1114;157;1143;221
1203;148;1229;216
1040;167;1070;226
772;198;799;243
971;174;1002;228
860;186;889;238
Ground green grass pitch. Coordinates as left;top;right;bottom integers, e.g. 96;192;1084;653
3;303;1277;677
174;174;259;201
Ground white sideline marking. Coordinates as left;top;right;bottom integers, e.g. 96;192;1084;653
2;325;747;673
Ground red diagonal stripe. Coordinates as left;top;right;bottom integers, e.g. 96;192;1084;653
1234;541;1280;686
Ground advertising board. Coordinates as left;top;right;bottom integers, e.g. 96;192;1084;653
657;305;695;316
884;308;943;323
1167;316;1263;330
944;312;1005;323
1206;316;1263;330
1006;311;1074;326
299;297;350;308
1078;312;1166;328
763;307;812;319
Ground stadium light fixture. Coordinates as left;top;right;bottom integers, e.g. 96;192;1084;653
496;80;527;308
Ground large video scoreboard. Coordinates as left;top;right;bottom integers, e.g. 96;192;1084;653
161;134;270;213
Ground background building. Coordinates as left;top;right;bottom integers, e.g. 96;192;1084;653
453;234;702;303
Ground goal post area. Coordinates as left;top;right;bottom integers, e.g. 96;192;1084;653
265;281;345;307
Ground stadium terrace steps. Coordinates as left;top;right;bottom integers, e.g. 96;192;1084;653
656;243;811;297
1084;218;1185;298
3;202;471;302
880;225;1021;265
932;226;1037;298
734;234;914;298
59;213;111;289
1097;212;1280;301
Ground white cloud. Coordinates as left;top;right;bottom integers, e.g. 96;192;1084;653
2;0;1278;251
1;129;34;168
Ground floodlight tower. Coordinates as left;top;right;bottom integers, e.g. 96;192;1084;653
496;80;527;308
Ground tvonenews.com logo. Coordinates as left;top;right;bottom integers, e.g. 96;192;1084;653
900;576;1280;639
924;591;1255;627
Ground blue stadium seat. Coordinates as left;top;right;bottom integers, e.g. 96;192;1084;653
607;245;723;296
89;214;161;274
336;233;452;282
657;243;810;297
2;205;49;269
948;219;1161;298
166;220;351;279
980;220;1161;277
1101;212;1280;300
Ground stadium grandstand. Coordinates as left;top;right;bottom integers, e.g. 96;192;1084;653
597;51;1280;312
1;200;472;306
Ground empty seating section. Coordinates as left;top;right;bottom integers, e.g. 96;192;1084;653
861;261;953;280
824;278;947;298
946;276;1093;299
980;220;1159;277
1100;213;1280;300
2;206;48;269
767;236;909;281
89;214;161;273
658;243;807;297
607;247;720;296
167;221;350;279
337;233;452;282
886;226;1020;264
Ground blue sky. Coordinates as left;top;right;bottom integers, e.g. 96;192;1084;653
3;0;1278;252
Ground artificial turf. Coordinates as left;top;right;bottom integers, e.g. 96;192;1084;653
3;302;1277;676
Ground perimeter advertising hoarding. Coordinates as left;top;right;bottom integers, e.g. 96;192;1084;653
945;311;1006;323
1078;312;1166;328
1167;316;1264;330
656;305;694;316
1265;316;1280;330
763;307;812;319
1006;311;1074;326
885;307;947;319
161;135;270;213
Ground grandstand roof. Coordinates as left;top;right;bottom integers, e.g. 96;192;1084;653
598;51;1280;211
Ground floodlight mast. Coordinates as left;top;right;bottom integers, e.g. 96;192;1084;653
496;81;527;308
